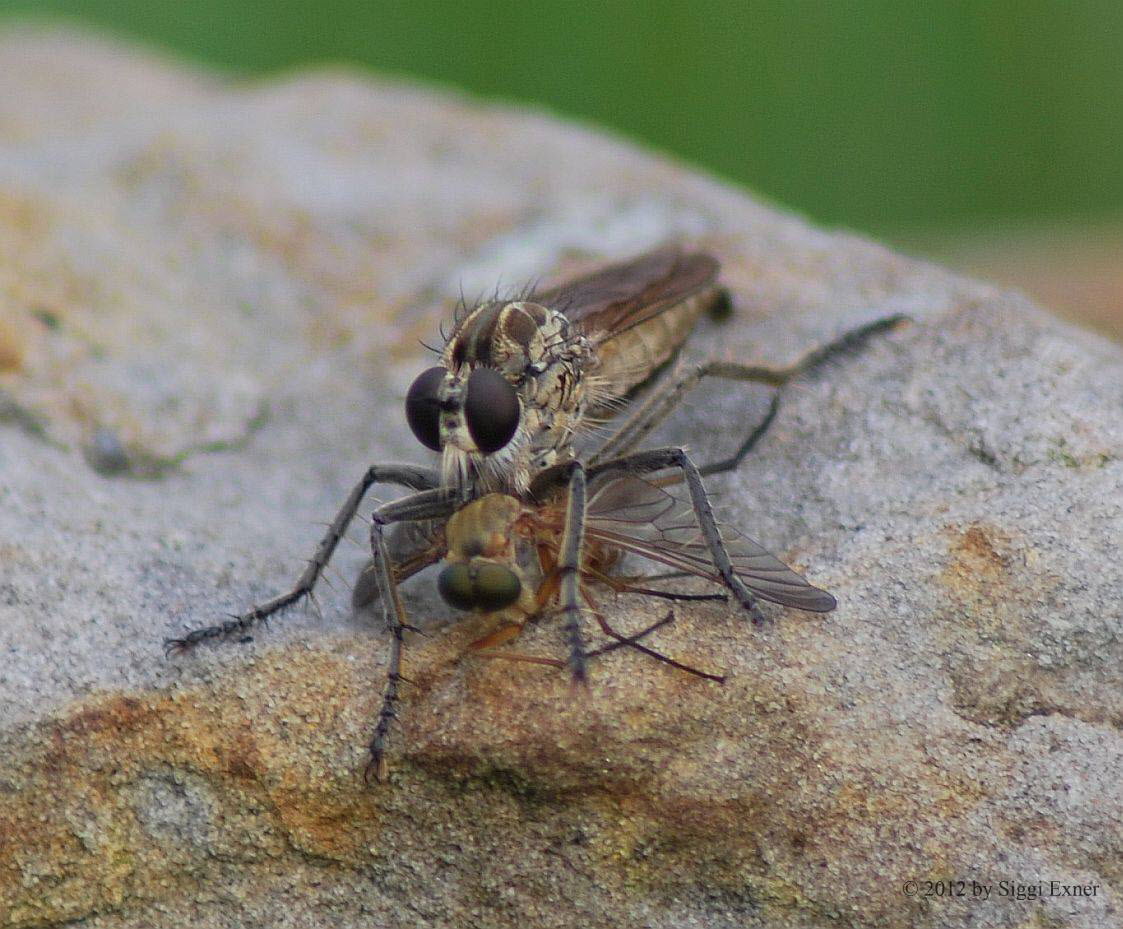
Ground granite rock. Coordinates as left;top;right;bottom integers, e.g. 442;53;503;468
1;26;1121;929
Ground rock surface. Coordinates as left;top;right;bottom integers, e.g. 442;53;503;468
1;26;1122;929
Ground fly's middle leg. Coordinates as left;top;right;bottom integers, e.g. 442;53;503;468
557;462;590;683
164;464;441;654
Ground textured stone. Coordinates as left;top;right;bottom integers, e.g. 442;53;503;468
1;25;1121;929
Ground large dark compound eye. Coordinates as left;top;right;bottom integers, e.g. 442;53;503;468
438;562;521;612
405;366;446;451
465;367;519;454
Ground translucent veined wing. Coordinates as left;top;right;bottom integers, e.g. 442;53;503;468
351;518;449;612
534;245;720;345
583;473;838;612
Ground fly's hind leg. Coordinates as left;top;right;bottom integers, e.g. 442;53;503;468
591;314;908;468
699;393;780;477
164;463;440;654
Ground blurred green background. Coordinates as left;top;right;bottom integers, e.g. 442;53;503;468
3;0;1122;336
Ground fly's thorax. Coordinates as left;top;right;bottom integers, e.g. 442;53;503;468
444;300;581;378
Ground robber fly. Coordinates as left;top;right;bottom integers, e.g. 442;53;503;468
402;245;725;495
357;466;837;779
166;245;903;781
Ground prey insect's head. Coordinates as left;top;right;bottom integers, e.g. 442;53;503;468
437;560;522;613
437;492;537;615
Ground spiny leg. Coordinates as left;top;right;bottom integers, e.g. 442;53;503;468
587;446;766;623
590;314;908;466
363;489;459;782
165;464;440;653
365;511;408;783
351;518;449;613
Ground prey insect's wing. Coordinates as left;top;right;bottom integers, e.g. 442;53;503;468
536;245;719;344
351;518;448;612
582;474;837;612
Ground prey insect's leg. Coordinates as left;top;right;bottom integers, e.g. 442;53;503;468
558;462;590;683
587;610;675;658
165;464;440;653
586;564;727;602
584;590;726;682
590;314;907;466
587;447;766;623
473;617;671;670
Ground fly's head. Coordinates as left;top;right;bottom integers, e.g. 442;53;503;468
405;299;593;493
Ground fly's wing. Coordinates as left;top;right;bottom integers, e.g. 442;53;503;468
584;474;837;612
535;245;720;344
351;518;448;612
534;245;723;409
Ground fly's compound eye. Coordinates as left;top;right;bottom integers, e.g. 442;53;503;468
464;367;519;454
437;562;521;612
405;366;447;451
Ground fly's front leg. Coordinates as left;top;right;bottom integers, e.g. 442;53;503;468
351;518;445;613
364;489;459;782
590;314;908;468
557;462;590;683
365;511;408;784
588;447;766;623
165;464;440;653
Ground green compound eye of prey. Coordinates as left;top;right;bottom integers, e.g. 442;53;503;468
437;562;521;612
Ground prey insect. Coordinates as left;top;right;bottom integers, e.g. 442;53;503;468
358;459;841;780
165;244;904;781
